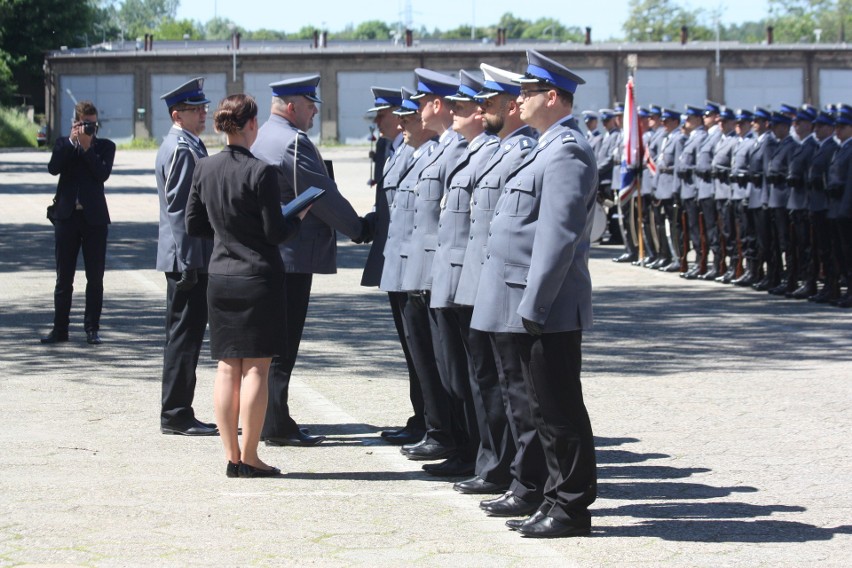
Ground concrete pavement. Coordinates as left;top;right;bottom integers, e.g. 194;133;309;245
0;146;850;567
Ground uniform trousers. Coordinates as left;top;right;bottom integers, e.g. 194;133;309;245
790;210;811;284
490;332;547;503
754;207;778;282
741;204;758;264
429;307;476;461
638;193;657;260
262;272;312;439
447;307;513;484
514;330;596;522
161;272;209;428
52;210;108;333
400;292;455;449
652;198;678;262
682;197;701;260
699;197;721;260
771;207;791;281
387;292;425;431
835;218;852;286
810;210;834;282
718;199;738;266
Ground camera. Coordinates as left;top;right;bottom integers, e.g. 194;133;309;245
81;121;97;136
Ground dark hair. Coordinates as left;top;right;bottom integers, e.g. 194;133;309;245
214;94;258;134
74;100;98;121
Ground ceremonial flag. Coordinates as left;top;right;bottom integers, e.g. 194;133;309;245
618;76;643;204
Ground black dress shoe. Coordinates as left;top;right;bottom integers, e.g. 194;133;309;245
401;441;456;461
382;428;425;446
768;283;789;296
161;421;219;436
454;476;510;495
698;267;719;280
506;510;547;531
612;252;636;263
422;456;475;477
86;331;102;345
263;430;326;447
518;514;591;538
647;257;668;270
479;492;541;517
226;461;240;478
238;462;281;478
40;329;69;344
789;283;816;299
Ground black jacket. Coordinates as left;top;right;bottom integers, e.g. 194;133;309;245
47;136;115;225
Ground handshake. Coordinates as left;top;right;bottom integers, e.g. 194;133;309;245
351;214;375;244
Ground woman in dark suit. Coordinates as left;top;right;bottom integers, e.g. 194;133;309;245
186;94;308;478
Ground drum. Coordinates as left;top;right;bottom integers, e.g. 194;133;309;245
590;202;607;243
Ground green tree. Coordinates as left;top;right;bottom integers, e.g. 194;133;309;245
622;0;712;41
245;28;288;41
118;0;178;39
496;12;529;39
768;0;852;42
203;17;243;40
291;25;320;40
154;17;201;40
351;20;392;40
0;0;100;108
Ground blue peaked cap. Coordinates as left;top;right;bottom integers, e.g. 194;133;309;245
446;70;485;101
161;77;210;108
477;63;523;98
393;87;419;116
270;75;322;103
518;49;585;94
367;86;403;112
410;68;459;100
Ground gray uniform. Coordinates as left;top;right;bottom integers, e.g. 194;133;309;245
380;139;439;292
787;134;819;211
400;129;468;292
471;117;597;334
731;132;755;201
654;129;682;200
712;132;738;201
455;127;536;307
696;124;722;200
767;135;798;209
429;133;499;309
675;126;707;201
155;127;212;272
747;132;776;210
251;114;362;273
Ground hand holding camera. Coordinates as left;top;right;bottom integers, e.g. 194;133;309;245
71;120;97;151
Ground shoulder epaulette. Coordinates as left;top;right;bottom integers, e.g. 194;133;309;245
562;132;577;144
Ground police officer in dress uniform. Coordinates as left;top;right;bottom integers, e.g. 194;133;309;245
582;110;602;155
730;109;758;286
805;111;840;302
785;107;819;297
826;105;852;307
360;87;426;445
472;49;597;539
639;105;665;268
710;107;740;283
452;63;538;496
694;102;723;280
397;69;470;462
652;108;685;272
747;107;778;291
380;88;445;455
155;78;217;436
251;75;370;447
427;70;500;478
766;111;799;295
675;105;708;278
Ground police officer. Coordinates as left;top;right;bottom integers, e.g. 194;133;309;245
251;75;369;447
452;63;538;496
155;78;217;436
636;106;663;267
710;107;739;283
694;102;724;279
582;110;602;155
360;87;426;445
785;107;819;298
748;107;778;291
472;49;597;539
675;105;708;278
805;111;840;302
652;108;685;272
826;105;852;307
730;110;758;286
766;111;799;296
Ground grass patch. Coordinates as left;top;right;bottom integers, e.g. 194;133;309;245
117;137;160;150
0;107;39;148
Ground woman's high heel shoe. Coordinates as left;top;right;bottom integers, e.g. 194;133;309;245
238;462;281;478
226;461;240;478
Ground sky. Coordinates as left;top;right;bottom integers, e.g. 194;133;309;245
175;0;772;40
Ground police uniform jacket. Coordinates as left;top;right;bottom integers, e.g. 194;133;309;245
786;133;819;211
827;138;852;219
696;124;722;200
361;136;413;286
430;132;499;309
251;114;362;274
471;116;598;334
455;127;536;307
747;131;776;209
379;139;439;292
587;129;603;156
155;126;213;272
711;131;737;201
767;135;798;209
399;129;468;292
731;132;755;200
653;129;682;200
47;136;115;225
641;127;665;196
807;136;839;213
675;126;707;200
596;127;621;188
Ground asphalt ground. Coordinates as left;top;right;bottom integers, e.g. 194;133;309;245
1;146;850;567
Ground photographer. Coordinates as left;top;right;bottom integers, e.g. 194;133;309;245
42;100;115;345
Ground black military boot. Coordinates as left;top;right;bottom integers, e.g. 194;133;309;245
732;261;756;287
789;281;816;299
716;264;737;284
811;279;839;303
699;257;720;281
